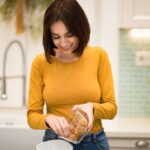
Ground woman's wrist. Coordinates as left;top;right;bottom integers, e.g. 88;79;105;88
45;115;50;128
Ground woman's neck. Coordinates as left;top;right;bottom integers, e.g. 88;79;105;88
55;52;79;63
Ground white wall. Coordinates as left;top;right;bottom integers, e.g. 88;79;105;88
97;0;119;99
78;0;119;99
0;20;28;107
0;0;120;107
0;19;43;107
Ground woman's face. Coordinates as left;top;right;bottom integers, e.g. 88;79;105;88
50;20;79;55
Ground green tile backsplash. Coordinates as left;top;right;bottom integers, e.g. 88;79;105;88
119;29;150;117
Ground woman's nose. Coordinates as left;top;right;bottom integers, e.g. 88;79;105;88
59;38;69;47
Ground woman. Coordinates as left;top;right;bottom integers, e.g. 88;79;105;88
27;0;117;149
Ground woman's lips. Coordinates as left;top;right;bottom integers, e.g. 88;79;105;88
61;45;72;51
62;48;71;51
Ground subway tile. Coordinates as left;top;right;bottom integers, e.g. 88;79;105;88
119;29;150;117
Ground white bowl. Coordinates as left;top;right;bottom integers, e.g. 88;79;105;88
36;139;73;150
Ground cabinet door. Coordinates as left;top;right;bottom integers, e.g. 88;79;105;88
120;0;150;28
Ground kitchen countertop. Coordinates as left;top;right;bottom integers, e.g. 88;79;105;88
102;117;150;138
0;108;150;138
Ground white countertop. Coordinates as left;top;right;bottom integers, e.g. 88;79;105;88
0;108;150;138
102;117;150;138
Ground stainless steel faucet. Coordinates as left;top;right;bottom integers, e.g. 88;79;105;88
0;40;26;106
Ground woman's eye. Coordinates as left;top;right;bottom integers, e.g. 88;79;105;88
66;33;74;37
52;36;60;40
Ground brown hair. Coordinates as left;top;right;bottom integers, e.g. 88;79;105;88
43;0;90;63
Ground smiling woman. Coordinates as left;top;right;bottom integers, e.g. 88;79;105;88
42;0;90;63
27;0;117;149
50;21;79;63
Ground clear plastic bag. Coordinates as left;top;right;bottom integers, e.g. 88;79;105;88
59;109;88;144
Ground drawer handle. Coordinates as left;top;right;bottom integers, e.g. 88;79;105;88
5;122;14;126
135;140;149;148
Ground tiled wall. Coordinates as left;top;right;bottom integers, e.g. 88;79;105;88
119;29;150;117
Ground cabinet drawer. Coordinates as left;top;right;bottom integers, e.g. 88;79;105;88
109;137;150;149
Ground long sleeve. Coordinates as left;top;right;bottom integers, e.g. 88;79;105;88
93;49;117;120
27;55;48;129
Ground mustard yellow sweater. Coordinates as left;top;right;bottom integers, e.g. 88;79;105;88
27;46;117;133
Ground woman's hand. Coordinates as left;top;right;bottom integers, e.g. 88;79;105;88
72;102;94;132
45;114;70;137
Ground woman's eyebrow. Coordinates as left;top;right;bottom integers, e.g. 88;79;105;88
51;33;59;36
51;32;71;36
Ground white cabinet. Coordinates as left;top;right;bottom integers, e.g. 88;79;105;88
120;0;150;28
109;137;150;150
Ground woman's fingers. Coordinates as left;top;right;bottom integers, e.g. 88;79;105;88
46;115;70;136
58;118;70;137
47;116;62;135
49;121;59;135
54;119;65;136
71;105;78;112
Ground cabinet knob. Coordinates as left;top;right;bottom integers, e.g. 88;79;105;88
135;140;149;148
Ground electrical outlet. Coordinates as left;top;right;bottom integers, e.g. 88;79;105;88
135;51;150;66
